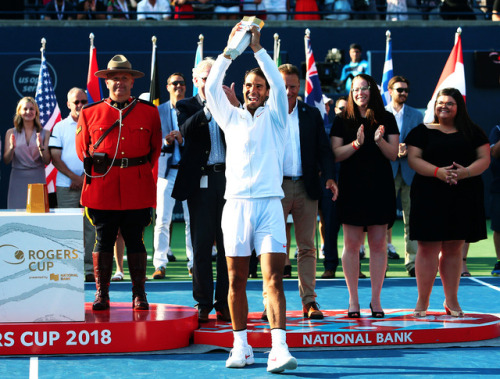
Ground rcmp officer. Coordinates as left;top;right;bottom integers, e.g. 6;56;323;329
76;55;162;311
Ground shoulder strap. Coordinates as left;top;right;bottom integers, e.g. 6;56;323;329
92;100;138;151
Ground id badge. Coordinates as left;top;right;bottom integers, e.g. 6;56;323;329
200;175;208;188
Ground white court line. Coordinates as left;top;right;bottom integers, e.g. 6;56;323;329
469;277;500;292
29;357;38;379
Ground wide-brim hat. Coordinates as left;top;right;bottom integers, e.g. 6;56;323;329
95;55;145;79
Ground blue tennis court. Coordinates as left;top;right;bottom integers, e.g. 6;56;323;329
1;277;499;378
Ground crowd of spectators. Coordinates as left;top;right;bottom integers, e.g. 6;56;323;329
3;0;498;21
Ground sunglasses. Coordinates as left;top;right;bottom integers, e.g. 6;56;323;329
394;88;409;94
73;100;88;105
169;81;186;86
336;106;345;111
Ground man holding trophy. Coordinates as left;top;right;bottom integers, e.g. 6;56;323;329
205;19;298;373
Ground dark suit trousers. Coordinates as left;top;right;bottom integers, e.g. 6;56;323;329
187;170;228;311
319;176;340;272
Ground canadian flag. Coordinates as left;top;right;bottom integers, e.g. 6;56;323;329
423;28;465;123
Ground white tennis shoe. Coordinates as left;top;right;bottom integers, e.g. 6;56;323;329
225;345;255;368
267;344;298;373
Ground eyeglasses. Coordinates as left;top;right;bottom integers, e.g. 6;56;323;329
169;81;186;86
395;88;409;94
73;100;88;105
437;101;457;107
352;86;370;93
336;106;345;111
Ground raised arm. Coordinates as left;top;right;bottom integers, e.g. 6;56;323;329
250;28;287;129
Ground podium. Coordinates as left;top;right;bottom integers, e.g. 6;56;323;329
0;209;84;323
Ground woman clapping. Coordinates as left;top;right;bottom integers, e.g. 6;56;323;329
3;97;50;209
330;74;399;318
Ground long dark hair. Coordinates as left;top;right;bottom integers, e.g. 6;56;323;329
345;74;386;127
433;88;485;141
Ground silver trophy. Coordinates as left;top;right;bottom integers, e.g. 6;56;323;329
225;16;265;60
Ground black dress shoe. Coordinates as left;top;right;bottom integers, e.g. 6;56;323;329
198;308;210;323
216;307;231;322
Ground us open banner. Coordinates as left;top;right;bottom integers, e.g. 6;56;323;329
0;209;84;323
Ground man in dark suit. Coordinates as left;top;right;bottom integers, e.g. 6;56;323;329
172;58;230;323
277;63;338;319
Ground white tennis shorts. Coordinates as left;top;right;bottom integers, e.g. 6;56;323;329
222;197;287;257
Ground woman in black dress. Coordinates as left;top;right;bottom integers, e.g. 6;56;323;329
331;74;399;318
406;88;490;317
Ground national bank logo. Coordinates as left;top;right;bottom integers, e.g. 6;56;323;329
13;58;58;98
1;244;25;264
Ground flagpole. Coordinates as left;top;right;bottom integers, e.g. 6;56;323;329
381;30;393;106
277;38;281;64
198;33;204;58
151;35;157;82
273;33;279;64
304;28;310;54
89;32;94;50
40;37;46;59
193;35;204;96
455;27;461;44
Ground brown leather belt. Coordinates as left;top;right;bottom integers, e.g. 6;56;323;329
202;163;225;173
110;155;149;168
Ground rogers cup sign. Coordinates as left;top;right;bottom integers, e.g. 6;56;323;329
0;209;84;323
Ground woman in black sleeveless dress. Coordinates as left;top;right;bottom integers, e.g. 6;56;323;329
331;74;399;318
406;88;490;317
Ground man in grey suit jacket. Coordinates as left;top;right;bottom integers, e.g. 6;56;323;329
386;76;424;277
152;72;193;279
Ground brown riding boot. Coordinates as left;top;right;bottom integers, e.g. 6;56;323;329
128;252;149;310
92;252;113;311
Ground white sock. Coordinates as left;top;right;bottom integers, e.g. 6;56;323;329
233;329;248;348
271;328;287;349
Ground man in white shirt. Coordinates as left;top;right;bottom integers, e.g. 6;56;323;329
205;24;297;374
278;64;337;319
136;0;170;20
49;87;95;282
386;75;423;276
152;73;193;279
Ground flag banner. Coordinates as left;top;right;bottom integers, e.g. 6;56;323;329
87;45;103;104
424;29;465;123
150;37;160;106
35;49;61;193
193;35;204;96
381;31;393;106
304;30;327;123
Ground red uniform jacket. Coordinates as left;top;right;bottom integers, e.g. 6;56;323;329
76;98;162;210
